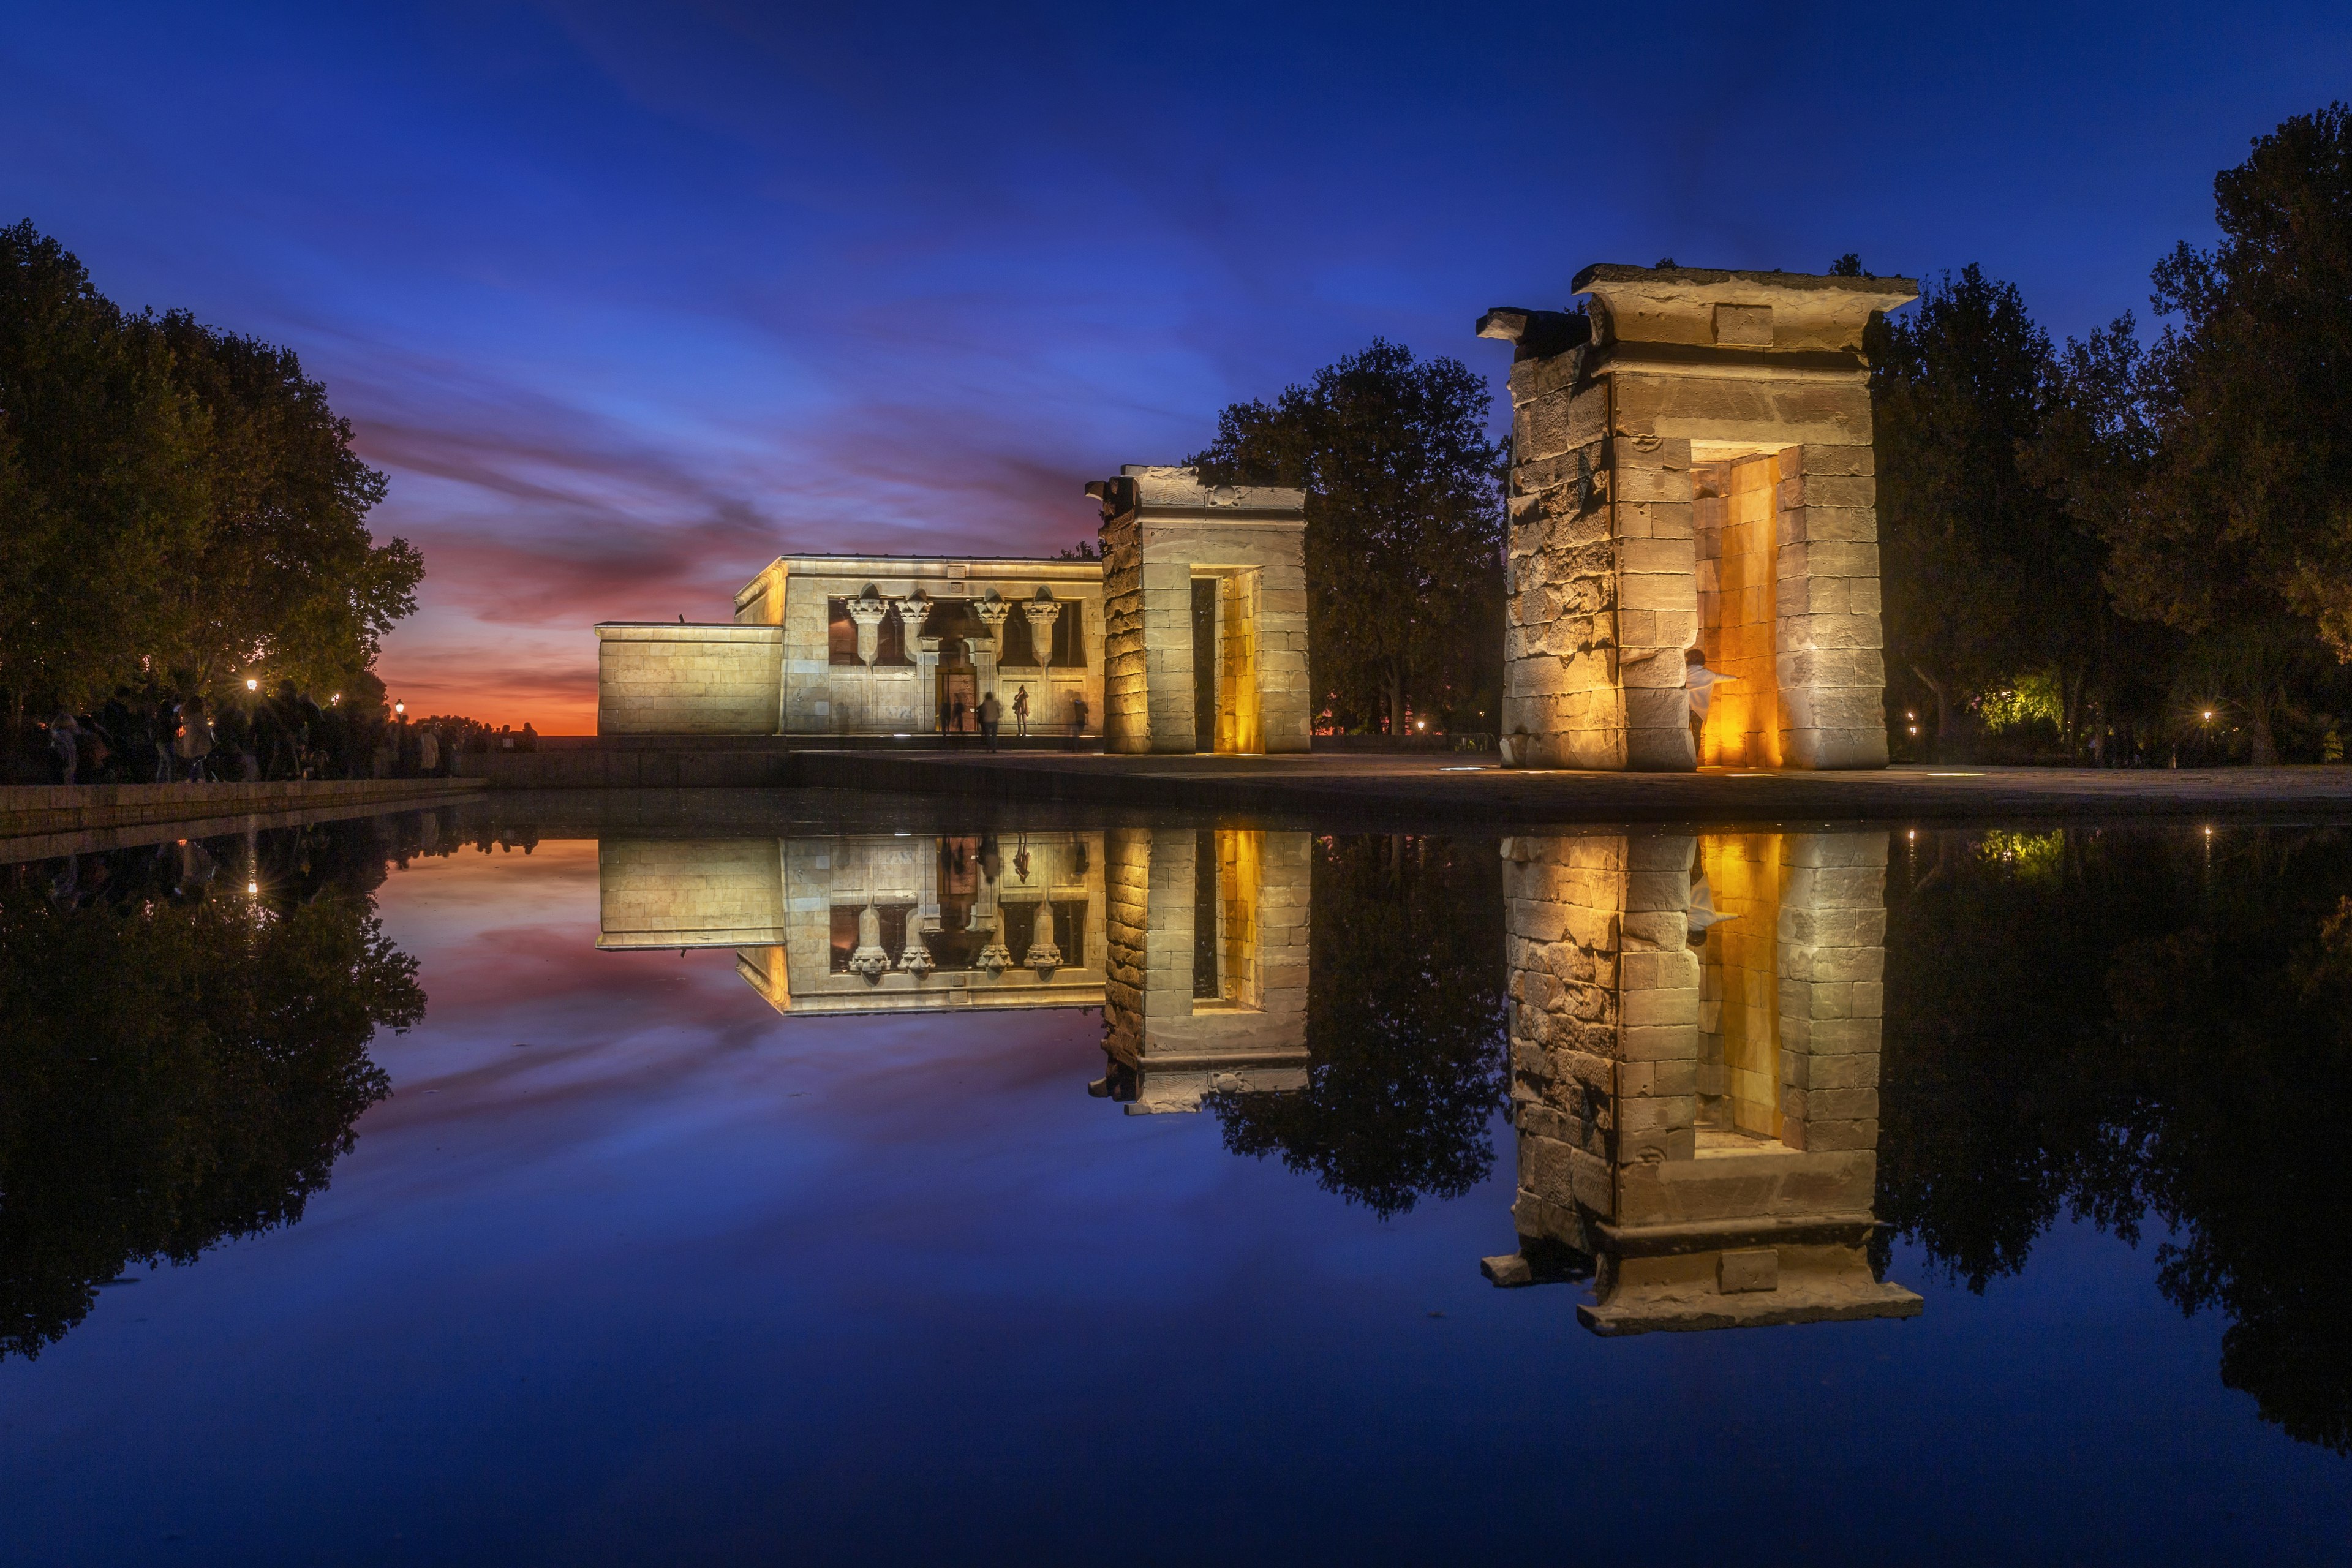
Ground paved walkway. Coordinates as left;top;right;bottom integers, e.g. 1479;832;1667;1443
790;750;2352;825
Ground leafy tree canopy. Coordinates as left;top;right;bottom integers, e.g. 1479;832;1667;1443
1189;339;1504;734
0;221;420;712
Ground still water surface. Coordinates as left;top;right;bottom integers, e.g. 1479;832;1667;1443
4;801;2349;1563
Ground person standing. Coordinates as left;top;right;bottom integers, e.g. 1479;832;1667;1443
173;696;214;782
951;694;967;744
1683;649;1733;763
153;694;178;782
1012;686;1030;738
45;712;79;784
937;693;951;740
1068;694;1089;749
417;723;440;777
979;690;1001;752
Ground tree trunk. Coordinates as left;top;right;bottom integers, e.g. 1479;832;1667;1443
1385;663;1407;738
1911;665;1952;762
2249;695;2280;766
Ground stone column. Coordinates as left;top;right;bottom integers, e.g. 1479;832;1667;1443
1025;900;1061;976
847;587;889;666
895;593;935;728
1022;591;1063;671
847;902;890;982
971;590;1009;702
973;853;1009;974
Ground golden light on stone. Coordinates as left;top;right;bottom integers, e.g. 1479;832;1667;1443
1481;265;1919;772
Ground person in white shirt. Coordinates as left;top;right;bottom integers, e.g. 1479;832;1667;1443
1684;648;1733;760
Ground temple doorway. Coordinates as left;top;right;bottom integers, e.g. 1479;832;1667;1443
1694;453;1784;767
936;661;977;735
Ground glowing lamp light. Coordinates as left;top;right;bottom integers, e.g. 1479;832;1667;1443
247;881;258;894
1415;720;1427;731
2204;710;2214;721
246;677;259;692
331;693;341;704
394;701;407;717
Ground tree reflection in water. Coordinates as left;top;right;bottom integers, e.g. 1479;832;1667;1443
1883;826;2352;1453
1211;834;1507;1218
0;816;434;1360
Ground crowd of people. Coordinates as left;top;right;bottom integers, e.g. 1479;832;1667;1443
19;682;538;785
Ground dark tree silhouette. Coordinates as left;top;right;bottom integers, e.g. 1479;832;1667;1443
0;823;425;1358
1212;834;1506;1218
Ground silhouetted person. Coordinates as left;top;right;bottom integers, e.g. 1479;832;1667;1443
45;712;78;784
173;698;214;783
980;691;1001;751
1068;694;1089;749
520;722;538;753
1012;686;1030;737
951;695;967;744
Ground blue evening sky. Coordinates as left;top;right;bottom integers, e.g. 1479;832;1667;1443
4;1;2347;723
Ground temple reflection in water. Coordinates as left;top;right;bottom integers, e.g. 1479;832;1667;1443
597;827;1308;1113
597;824;1915;1334
1488;830;1919;1333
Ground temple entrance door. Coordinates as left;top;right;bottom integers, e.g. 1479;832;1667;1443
1191;578;1217;752
937;666;978;735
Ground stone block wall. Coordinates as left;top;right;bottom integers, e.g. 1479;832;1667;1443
1495;825;1915;1332
1094;467;1308;756
596;624;785;736
1502;829;1890;1238
1775;444;1889;767
595;837;790;948
1488;266;1912;772
1101;518;1150;754
1502;352;1623;768
733;557;1104;739
1098;827;1310;1111
1775;832;1887;1156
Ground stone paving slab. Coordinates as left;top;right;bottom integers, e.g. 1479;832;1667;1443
788;750;2352;826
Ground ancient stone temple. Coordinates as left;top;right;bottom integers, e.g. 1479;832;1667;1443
1482;829;1920;1333
598;556;1107;741
1478;265;1918;771
591;466;1310;755
594;826;1310;1114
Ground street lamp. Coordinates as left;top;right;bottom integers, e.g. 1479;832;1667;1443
394;701;406;718
246;677;259;692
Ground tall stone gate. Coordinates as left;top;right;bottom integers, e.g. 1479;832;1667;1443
1087;466;1311;755
1479;265;1917;771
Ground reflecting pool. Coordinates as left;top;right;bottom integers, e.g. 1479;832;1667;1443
4;802;2350;1562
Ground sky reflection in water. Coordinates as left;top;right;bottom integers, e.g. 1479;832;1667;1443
2;808;2348;1565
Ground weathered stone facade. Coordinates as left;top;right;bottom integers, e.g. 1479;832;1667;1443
1485;829;1919;1333
594;471;1303;755
1479;265;1916;771
596;826;1308;1112
597;557;1104;739
1088;466;1311;755
596;623;785;736
1101;827;1310;1111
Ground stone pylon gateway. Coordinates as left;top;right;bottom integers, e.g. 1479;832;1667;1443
1478;264;1918;771
1086;466;1311;756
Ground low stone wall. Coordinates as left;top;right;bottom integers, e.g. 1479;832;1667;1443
0;778;484;842
597;622;785;735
